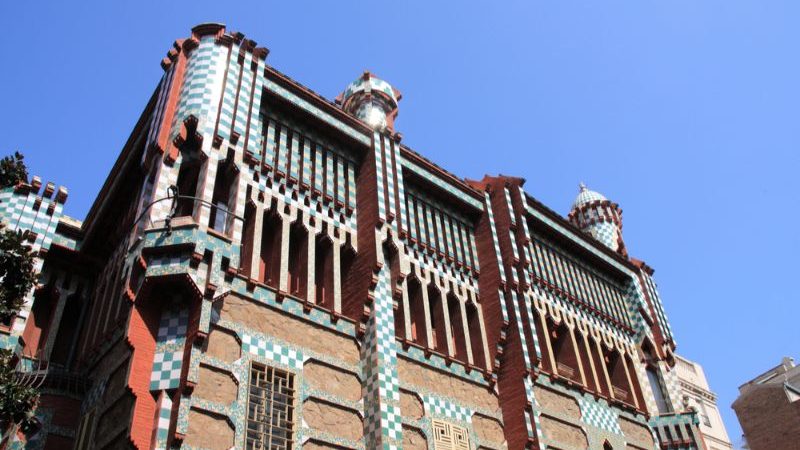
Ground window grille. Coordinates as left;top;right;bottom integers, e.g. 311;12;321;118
431;419;470;450
246;363;296;450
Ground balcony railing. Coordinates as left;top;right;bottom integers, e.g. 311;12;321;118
649;411;703;450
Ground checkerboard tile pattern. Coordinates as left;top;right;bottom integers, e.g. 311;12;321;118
241;333;304;370
0;186;67;346
588;221;620;252
151;349;184;391
150;307;189;391
361;248;403;449
424;395;472;423
579;397;622;435
153;394;173;450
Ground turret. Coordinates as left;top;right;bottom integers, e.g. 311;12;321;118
567;183;627;257
338;71;401;132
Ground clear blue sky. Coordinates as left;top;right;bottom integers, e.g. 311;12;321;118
2;1;797;446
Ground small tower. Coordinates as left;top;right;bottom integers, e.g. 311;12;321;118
567;183;627;257
338;71;401;132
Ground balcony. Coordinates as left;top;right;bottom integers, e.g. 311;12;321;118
649;411;704;450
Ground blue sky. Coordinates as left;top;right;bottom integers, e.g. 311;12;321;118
2;1;797;445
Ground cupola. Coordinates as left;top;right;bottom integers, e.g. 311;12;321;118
567;183;627;257
338;71;401;132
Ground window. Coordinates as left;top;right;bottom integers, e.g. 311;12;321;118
431;419;470;450
246;363;295;450
697;398;711;427
647;367;671;414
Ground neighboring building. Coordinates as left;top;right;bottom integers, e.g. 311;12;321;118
674;355;733;450
733;357;800;450
0;23;708;450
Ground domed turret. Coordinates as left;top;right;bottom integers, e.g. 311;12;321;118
338;71;401;132
567;183;627;256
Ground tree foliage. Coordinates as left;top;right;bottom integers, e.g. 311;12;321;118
0;152;28;189
0;228;36;322
0;349;39;433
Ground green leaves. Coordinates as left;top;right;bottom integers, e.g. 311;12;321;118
0;152;28;189
0;349;39;431
0;227;36;322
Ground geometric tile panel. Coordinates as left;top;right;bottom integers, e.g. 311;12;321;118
241;333;304;370
150;351;184;391
423;395;472;423
579;397;622;435
150;307;189;391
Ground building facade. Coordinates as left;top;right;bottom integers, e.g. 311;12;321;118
674;355;733;450
0;23;708;450
733;357;800;450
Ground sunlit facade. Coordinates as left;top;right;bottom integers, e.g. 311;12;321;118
0;23;708;450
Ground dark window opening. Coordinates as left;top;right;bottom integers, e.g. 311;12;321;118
175;149;203;218
259;209;282;287
209;155;238;234
314;236;334;309
447;294;468;363
428;286;447;353
647;366;671;414
240;201;256;275
550;321;581;383
534;314;552;372
575;333;600;392
49;294;83;368
287;221;308;299
605;350;632;404
589;339;611;397
466;301;486;369
407;276;427;346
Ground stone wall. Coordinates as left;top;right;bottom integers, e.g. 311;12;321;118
397;357;500;413
619;416;655;448
534;385;581;421
205;326;241;363
194;365;238;404
219;294;359;363
184;409;235;450
540;415;589;449
302;399;363;442
303;360;361;402
472;413;506;447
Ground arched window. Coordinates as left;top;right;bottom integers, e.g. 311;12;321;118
550;321;580;382
604;349;631;404
447;293;468;363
